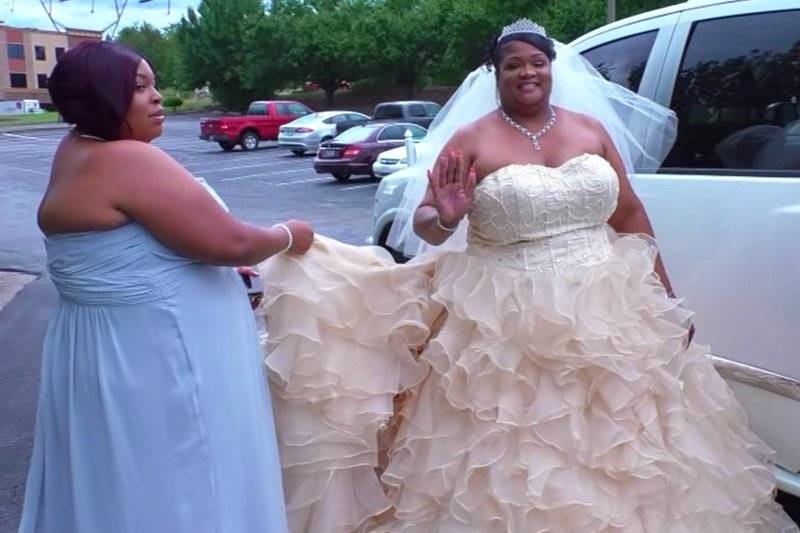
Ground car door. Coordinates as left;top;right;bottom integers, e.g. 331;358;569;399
371;124;409;162
580;1;800;473
327;113;352;135
246;102;271;138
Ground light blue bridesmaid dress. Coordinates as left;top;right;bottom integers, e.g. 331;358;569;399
19;222;288;533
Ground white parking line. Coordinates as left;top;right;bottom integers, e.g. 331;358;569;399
1;133;54;141
184;160;306;173
339;183;378;191
273;177;330;187
220;169;309;182
2;163;47;175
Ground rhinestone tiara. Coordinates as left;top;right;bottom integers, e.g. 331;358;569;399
500;18;547;40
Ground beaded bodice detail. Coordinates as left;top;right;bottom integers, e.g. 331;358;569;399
466;153;619;272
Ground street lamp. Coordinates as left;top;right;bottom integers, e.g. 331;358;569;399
607;0;616;23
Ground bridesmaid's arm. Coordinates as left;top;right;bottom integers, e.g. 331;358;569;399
105;141;304;265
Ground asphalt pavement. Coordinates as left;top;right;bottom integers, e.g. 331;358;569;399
0;114;382;531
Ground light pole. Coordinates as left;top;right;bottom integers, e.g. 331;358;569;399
607;0;616;23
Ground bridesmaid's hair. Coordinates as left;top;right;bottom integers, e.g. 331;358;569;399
48;40;146;141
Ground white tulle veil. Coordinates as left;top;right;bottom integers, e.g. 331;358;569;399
386;40;677;257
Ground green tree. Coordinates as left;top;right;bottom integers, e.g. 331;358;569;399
117;22;179;88
174;0;265;111
287;0;371;106
242;10;298;99
361;0;449;97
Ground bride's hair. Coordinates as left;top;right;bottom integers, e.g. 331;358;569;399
484;28;557;73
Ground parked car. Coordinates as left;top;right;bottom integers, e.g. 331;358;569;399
199;100;312;151
371;0;800;499
372;142;432;178
314;122;426;181
278;111;370;156
372;100;442;128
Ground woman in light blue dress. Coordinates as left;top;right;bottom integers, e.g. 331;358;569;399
19;41;313;532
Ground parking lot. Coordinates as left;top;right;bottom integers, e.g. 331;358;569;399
0;114;385;532
0;113;383;275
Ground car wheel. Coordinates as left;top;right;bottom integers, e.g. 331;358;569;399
240;131;260;151
291;149;306;156
332;172;351;182
218;141;236;151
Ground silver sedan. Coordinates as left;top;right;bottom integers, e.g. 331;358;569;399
278;111;370;155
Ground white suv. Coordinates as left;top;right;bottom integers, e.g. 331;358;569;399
371;0;800;497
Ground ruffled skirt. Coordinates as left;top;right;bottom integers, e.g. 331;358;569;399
257;233;797;533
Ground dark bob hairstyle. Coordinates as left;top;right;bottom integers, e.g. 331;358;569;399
486;31;556;72
48;40;144;141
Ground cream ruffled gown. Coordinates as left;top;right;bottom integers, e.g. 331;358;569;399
257;153;798;532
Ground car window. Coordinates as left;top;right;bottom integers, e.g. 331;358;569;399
407;124;427;139
424;103;441;117
374;104;404;120
408;104;426;118
347;113;368;122
325;114;348;124
334;124;381;143
663;10;800;175
581;30;657;92
378;124;407;141
275;103;290;116
288;103;309;116
248;102;268;115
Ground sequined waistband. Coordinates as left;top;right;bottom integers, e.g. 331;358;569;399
466;225;612;274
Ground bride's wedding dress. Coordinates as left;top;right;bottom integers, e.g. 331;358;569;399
257;153;797;532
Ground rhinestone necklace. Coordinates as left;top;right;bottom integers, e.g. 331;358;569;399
500;106;556;150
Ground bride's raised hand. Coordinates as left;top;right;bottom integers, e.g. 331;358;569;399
427;149;476;229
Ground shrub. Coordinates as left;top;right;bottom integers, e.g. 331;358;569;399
163;95;183;111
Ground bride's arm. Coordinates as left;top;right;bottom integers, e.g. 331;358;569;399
414;134;476;246
599;125;675;297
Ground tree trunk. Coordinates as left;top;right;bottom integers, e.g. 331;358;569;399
323;86;336;108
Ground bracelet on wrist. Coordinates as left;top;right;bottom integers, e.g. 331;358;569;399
436;214;458;233
274;223;293;253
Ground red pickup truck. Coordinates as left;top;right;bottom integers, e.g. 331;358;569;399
199;100;313;151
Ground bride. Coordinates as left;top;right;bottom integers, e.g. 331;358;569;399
257;19;798;532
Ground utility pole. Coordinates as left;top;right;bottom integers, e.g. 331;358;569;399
607;0;616;23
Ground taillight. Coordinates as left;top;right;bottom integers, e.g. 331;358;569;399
220;124;228;130
342;146;360;158
295;127;313;133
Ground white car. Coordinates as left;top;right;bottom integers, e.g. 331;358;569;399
372;142;431;178
278;111;369;155
371;0;800;499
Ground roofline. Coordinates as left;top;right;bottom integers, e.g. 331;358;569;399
570;0;747;45
0;24;102;38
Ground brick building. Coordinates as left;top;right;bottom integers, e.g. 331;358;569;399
0;25;102;104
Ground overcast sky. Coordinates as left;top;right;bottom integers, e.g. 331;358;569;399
1;0;202;34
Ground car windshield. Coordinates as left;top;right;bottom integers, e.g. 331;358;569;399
334;124;380;143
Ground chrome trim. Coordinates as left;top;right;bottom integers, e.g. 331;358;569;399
711;355;800;401
775;464;800;498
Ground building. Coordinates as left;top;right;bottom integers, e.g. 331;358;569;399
0;25;102;105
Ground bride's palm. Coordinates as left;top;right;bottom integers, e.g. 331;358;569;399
429;150;476;227
436;181;472;223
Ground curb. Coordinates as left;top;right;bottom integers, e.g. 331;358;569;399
0;122;70;134
0;270;38;312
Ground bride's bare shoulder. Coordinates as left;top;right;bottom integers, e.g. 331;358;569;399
556;107;606;134
448;110;502;146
